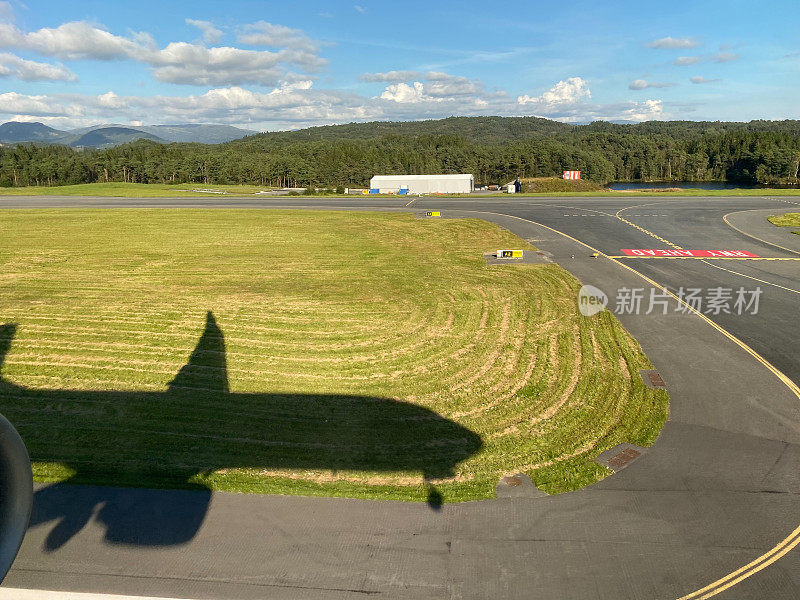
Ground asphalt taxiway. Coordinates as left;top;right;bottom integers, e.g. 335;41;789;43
2;194;799;599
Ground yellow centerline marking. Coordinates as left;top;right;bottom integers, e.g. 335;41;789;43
613;202;800;296
470;209;800;600
404;198;416;207
722;211;800;256
676;525;800;600
615;205;683;249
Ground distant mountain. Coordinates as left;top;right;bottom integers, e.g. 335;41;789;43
0;121;259;147
136;124;258;143
0;121;64;143
69;127;165;149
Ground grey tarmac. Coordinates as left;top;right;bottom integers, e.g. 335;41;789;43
2;195;800;600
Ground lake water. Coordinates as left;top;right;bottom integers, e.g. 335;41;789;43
607;181;758;190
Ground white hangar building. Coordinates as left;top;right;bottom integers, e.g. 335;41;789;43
369;174;474;195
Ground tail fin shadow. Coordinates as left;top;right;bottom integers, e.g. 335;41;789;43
0;323;17;380
167;312;229;393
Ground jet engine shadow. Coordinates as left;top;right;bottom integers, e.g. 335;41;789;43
0;314;482;550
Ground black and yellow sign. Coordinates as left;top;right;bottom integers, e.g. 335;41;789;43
498;249;523;259
426;211;441;217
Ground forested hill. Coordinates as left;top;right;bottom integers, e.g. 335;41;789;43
236;116;574;145
236;116;800;146
1;116;799;188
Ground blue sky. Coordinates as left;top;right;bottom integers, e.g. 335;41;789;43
0;0;797;130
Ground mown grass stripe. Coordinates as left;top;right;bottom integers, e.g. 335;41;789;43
0;209;667;500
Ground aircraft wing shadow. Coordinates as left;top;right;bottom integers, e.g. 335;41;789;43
0;315;482;550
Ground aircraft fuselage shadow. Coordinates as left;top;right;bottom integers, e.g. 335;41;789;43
0;314;482;551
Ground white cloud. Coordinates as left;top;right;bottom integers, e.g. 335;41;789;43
361;70;485;94
674;52;740;66
0;91;83;117
96;90;126;108
0;21;148;60
424;71;460;81
0;20;326;86
423;72;483;97
425;79;482;97
378;71;487;103
690;76;720;84
361;70;422;83
648;36;700;49
354;5;366;13
380;82;432;103
148;43;294;86
0;52;76;81
619;99;663;121
628;79;675;90
712;51;739;62
186;19;223;45
0;1;12;22
276;80;314;91
0;82;674;129
517;77;591;107
238;21;319;55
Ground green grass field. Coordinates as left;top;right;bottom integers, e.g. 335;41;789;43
768;212;800;234
0;181;798;198
0;209;668;502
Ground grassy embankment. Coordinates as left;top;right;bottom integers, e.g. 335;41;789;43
0;210;668;502
0;182;274;197
1;181;799;198
768;212;800;235
519;177;800;196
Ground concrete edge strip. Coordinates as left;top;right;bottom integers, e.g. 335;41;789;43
0;589;191;600
594;443;646;472
470;208;800;600
639;369;667;389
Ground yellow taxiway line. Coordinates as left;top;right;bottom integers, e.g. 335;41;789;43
615;206;684;249
722;211;800;257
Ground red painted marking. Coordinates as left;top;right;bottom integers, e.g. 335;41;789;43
621;249;760;258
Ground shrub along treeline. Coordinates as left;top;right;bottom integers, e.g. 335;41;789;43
1;117;799;188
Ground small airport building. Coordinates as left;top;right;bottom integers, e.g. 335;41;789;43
369;174;474;195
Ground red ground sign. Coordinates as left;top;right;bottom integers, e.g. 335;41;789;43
621;249;760;257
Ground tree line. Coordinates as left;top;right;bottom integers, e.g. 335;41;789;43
1;118;799;188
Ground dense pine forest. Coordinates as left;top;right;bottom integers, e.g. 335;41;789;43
1;116;799;188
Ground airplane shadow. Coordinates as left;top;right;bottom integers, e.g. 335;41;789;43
0;315;482;550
